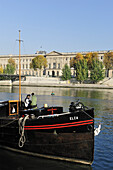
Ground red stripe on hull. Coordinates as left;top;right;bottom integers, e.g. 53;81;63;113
24;119;93;130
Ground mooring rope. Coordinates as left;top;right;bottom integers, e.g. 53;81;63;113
18;115;29;148
81;109;94;120
0;119;18;128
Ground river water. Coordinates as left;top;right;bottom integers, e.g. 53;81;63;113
0;86;113;170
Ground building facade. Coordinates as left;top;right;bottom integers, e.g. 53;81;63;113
0;50;112;77
45;50;111;77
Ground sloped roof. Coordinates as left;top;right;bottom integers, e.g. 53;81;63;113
46;51;62;56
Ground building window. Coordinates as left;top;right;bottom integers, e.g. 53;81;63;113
23;59;24;62
101;56;103;60
57;71;59;77
16;64;18;69
26;59;28;62
26;64;28;69
23;64;24;69
53;63;56;69
58;63;60;69
48;71;49;75
49;63;51;69
52;71;55;77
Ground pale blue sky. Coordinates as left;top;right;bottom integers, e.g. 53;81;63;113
0;0;113;55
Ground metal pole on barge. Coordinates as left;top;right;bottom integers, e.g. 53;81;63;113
19;30;21;103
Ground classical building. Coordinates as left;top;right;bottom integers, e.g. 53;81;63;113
0;50;112;77
0;51;46;77
45;50;108;77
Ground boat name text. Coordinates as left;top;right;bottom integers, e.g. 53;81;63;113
69;116;78;121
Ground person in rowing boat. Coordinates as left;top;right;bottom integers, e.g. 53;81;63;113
31;93;37;109
24;94;31;109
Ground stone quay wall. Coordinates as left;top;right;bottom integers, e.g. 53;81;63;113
0;76;113;89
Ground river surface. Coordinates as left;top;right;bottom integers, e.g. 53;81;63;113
0;86;113;170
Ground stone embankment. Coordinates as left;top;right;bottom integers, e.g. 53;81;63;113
0;76;113;89
0;80;12;86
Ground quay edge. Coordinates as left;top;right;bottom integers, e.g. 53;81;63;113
0;76;113;89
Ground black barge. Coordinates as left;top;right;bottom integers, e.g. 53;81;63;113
0;100;94;165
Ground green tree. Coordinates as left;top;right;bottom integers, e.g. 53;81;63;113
70;53;83;69
90;59;105;83
70;57;75;68
76;59;88;83
30;55;47;76
4;58;16;74
81;59;88;80
62;64;71;80
8;58;16;68
84;52;99;70
103;52;113;77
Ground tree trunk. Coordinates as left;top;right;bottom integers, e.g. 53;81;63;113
39;69;41;77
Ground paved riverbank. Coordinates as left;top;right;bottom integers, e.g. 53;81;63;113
0;77;113;89
0;80;12;86
0;81;113;89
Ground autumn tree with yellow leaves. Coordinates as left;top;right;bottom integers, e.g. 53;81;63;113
70;53;83;69
30;55;47;76
103;52;113;77
0;66;3;74
70;52;98;70
70;52;104;83
84;52;99;70
70;53;88;83
4;57;16;74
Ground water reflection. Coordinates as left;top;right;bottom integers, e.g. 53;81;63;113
0;86;113;169
0;86;12;93
12;86;113;100
1;86;113;101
